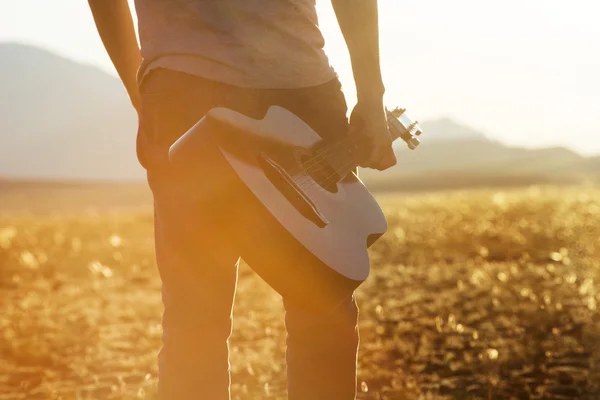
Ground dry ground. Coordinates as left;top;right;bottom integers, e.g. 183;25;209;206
1;185;600;399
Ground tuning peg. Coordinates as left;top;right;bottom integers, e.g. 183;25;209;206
386;107;406;117
413;121;423;136
407;121;420;134
408;137;420;150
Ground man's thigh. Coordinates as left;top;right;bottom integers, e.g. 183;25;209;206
138;69;247;311
137;68;349;171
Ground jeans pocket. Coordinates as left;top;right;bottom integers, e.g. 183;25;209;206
136;91;179;170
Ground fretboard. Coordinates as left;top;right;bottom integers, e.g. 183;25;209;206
316;108;423;179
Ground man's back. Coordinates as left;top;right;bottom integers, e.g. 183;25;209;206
89;0;395;396
134;0;336;88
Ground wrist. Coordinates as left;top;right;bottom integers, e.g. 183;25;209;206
356;83;385;104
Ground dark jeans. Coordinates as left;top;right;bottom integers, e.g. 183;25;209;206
138;68;359;400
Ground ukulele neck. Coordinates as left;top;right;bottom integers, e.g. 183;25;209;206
314;108;423;179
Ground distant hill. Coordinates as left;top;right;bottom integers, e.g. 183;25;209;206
1;43;598;191
360;139;599;191
0;42;142;181
417;118;489;143
359;119;599;190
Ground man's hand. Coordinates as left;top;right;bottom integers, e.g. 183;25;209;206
350;99;396;170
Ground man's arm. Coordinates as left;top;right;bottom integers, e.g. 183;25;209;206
88;0;141;112
331;0;395;170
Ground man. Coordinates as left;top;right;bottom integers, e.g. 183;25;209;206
89;1;395;399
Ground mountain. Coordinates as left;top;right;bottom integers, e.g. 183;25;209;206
417;118;488;143
0;43;597;191
0;42;142;181
359;120;598;190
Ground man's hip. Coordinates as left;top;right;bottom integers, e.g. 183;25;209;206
136;68;349;173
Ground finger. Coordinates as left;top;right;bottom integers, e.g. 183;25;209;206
369;146;383;169
373;145;396;171
379;147;397;170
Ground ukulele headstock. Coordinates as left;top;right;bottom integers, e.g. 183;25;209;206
386;108;423;150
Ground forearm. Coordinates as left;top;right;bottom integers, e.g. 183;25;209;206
89;0;141;108
331;0;384;102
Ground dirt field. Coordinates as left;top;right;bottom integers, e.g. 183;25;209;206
1;185;600;399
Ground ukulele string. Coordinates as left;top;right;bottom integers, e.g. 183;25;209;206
286;134;358;188
287;110;402;177
288;112;405;190
294;124;394;190
298;154;359;192
294;120;401;189
292;134;359;189
287;132;357;176
291;135;361;190
292;110;404;179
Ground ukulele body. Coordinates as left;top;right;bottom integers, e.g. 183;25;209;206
169;106;387;313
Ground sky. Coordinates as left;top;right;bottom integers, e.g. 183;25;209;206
1;0;599;155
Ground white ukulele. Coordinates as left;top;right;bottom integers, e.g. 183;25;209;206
170;106;422;312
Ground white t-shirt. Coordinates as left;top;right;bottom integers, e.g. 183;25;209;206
134;0;337;89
